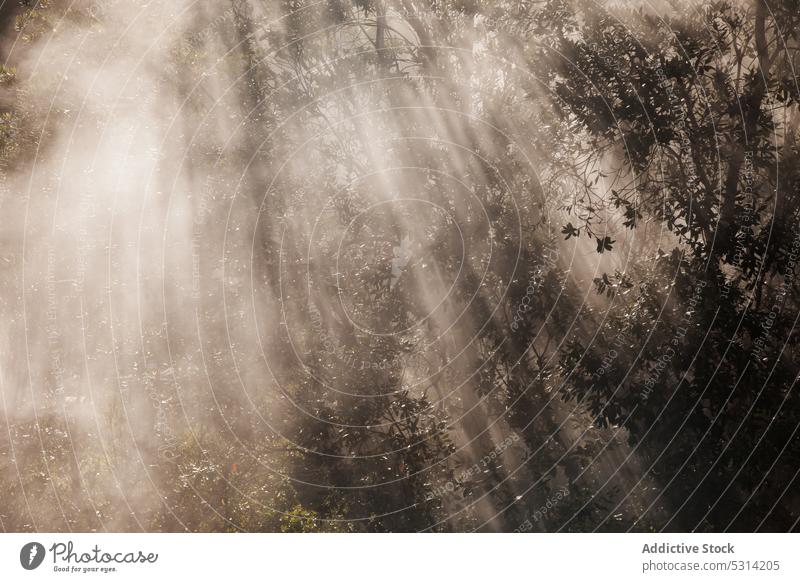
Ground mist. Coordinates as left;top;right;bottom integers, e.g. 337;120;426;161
1;0;798;533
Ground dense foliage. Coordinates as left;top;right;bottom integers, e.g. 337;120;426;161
0;0;797;532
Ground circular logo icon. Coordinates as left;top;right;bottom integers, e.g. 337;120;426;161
20;542;46;570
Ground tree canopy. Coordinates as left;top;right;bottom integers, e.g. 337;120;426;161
0;0;797;532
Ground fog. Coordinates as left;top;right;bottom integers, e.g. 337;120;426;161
2;0;791;533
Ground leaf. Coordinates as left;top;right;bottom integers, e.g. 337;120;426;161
596;236;615;253
561;222;579;239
